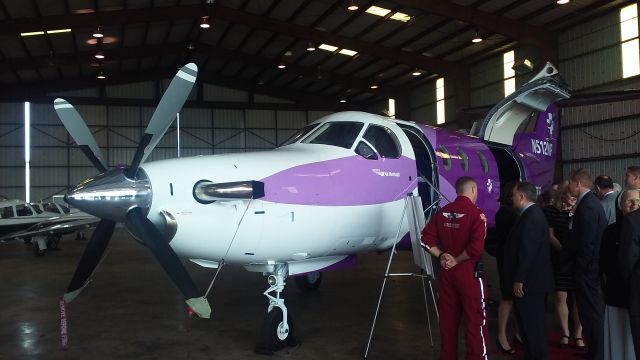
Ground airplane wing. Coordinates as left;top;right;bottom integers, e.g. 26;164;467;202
0;216;99;241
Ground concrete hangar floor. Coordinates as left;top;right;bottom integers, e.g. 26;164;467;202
2;228;557;360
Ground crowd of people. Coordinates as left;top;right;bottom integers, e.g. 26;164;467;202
421;166;640;360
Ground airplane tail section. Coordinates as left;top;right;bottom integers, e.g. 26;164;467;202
471;62;571;191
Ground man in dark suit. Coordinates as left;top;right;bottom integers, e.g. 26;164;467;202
568;168;608;360
620;201;640;356
504;181;553;360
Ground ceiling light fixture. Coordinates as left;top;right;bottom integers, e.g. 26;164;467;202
471;29;483;43
306;42;316;51
97;70;106;79
47;29;72;34
338;49;358;56
277;63;286;69
200;16;211;29
20;31;45;37
556;0;570;4
347;1;359;11
94;50;105;59
318;44;338;52
92;26;103;38
339;97;347;103
412;69;422;76
370;83;379;89
390;12;411;22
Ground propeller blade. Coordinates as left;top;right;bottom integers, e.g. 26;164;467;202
54;98;108;173
125;207;210;318
63;219;116;303
126;63;198;178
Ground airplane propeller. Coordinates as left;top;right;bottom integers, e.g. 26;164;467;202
54;63;211;318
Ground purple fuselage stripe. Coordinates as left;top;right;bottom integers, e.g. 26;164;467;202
260;155;418;206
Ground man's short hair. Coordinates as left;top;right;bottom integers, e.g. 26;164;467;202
627;166;640;176
515;181;538;202
569;168;593;188
594;175;614;190
455;176;476;194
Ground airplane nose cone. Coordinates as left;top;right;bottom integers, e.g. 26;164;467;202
66;168;152;222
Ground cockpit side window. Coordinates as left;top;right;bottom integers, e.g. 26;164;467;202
280;123;320;146
302;122;364;149
363;125;401;159
355;141;378;160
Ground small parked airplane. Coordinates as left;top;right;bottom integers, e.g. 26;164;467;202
0;198;60;237
0;198;97;255
54;61;570;350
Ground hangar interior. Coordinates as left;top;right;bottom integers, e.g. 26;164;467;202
0;0;639;359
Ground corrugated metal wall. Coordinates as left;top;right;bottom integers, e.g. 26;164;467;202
0;82;331;201
558;8;640;184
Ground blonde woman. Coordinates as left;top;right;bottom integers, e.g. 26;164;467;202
542;182;584;349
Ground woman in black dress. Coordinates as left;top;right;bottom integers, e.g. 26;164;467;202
543;183;584;348
494;183;518;354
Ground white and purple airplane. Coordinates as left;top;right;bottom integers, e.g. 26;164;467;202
54;61;570;348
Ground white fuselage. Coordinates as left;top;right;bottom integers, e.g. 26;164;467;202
140;113;418;270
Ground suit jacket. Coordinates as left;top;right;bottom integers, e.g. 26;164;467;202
600;220;628;307
600;191;617;225
620;208;640;315
571;191;608;276
503;204;554;294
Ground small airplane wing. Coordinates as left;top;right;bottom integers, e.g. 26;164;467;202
0;216;99;241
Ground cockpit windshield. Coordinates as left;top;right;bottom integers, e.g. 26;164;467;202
281;123;320;147
301;122;364;149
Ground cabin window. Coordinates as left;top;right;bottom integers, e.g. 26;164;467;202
477;151;489;174
302;122;364;149
29;203;43;214
281;123;320;146
457;148;469;172
0;206;13;218
43;203;60;213
15;204;33;217
438;145;452;170
355;141;378;160
362;125;401;158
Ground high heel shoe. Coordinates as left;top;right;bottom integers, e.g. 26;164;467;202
573;337;587;353
496;338;516;354
559;335;570;348
513;334;523;345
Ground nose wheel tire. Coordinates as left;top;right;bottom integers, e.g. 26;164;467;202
255;307;298;355
46;235;61;250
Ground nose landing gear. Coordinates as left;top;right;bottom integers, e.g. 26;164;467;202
255;263;298;355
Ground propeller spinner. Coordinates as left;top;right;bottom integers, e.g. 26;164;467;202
55;63;210;318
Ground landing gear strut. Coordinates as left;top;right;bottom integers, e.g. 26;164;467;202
255;263;298;355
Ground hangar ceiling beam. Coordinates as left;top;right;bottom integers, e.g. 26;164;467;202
391;0;554;50
0;69;353;109
0;42;399;98
0;4;463;76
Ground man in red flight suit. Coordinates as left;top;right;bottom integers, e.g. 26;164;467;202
422;176;489;360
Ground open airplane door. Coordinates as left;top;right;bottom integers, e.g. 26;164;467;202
471;62;571;145
470;62;571;191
